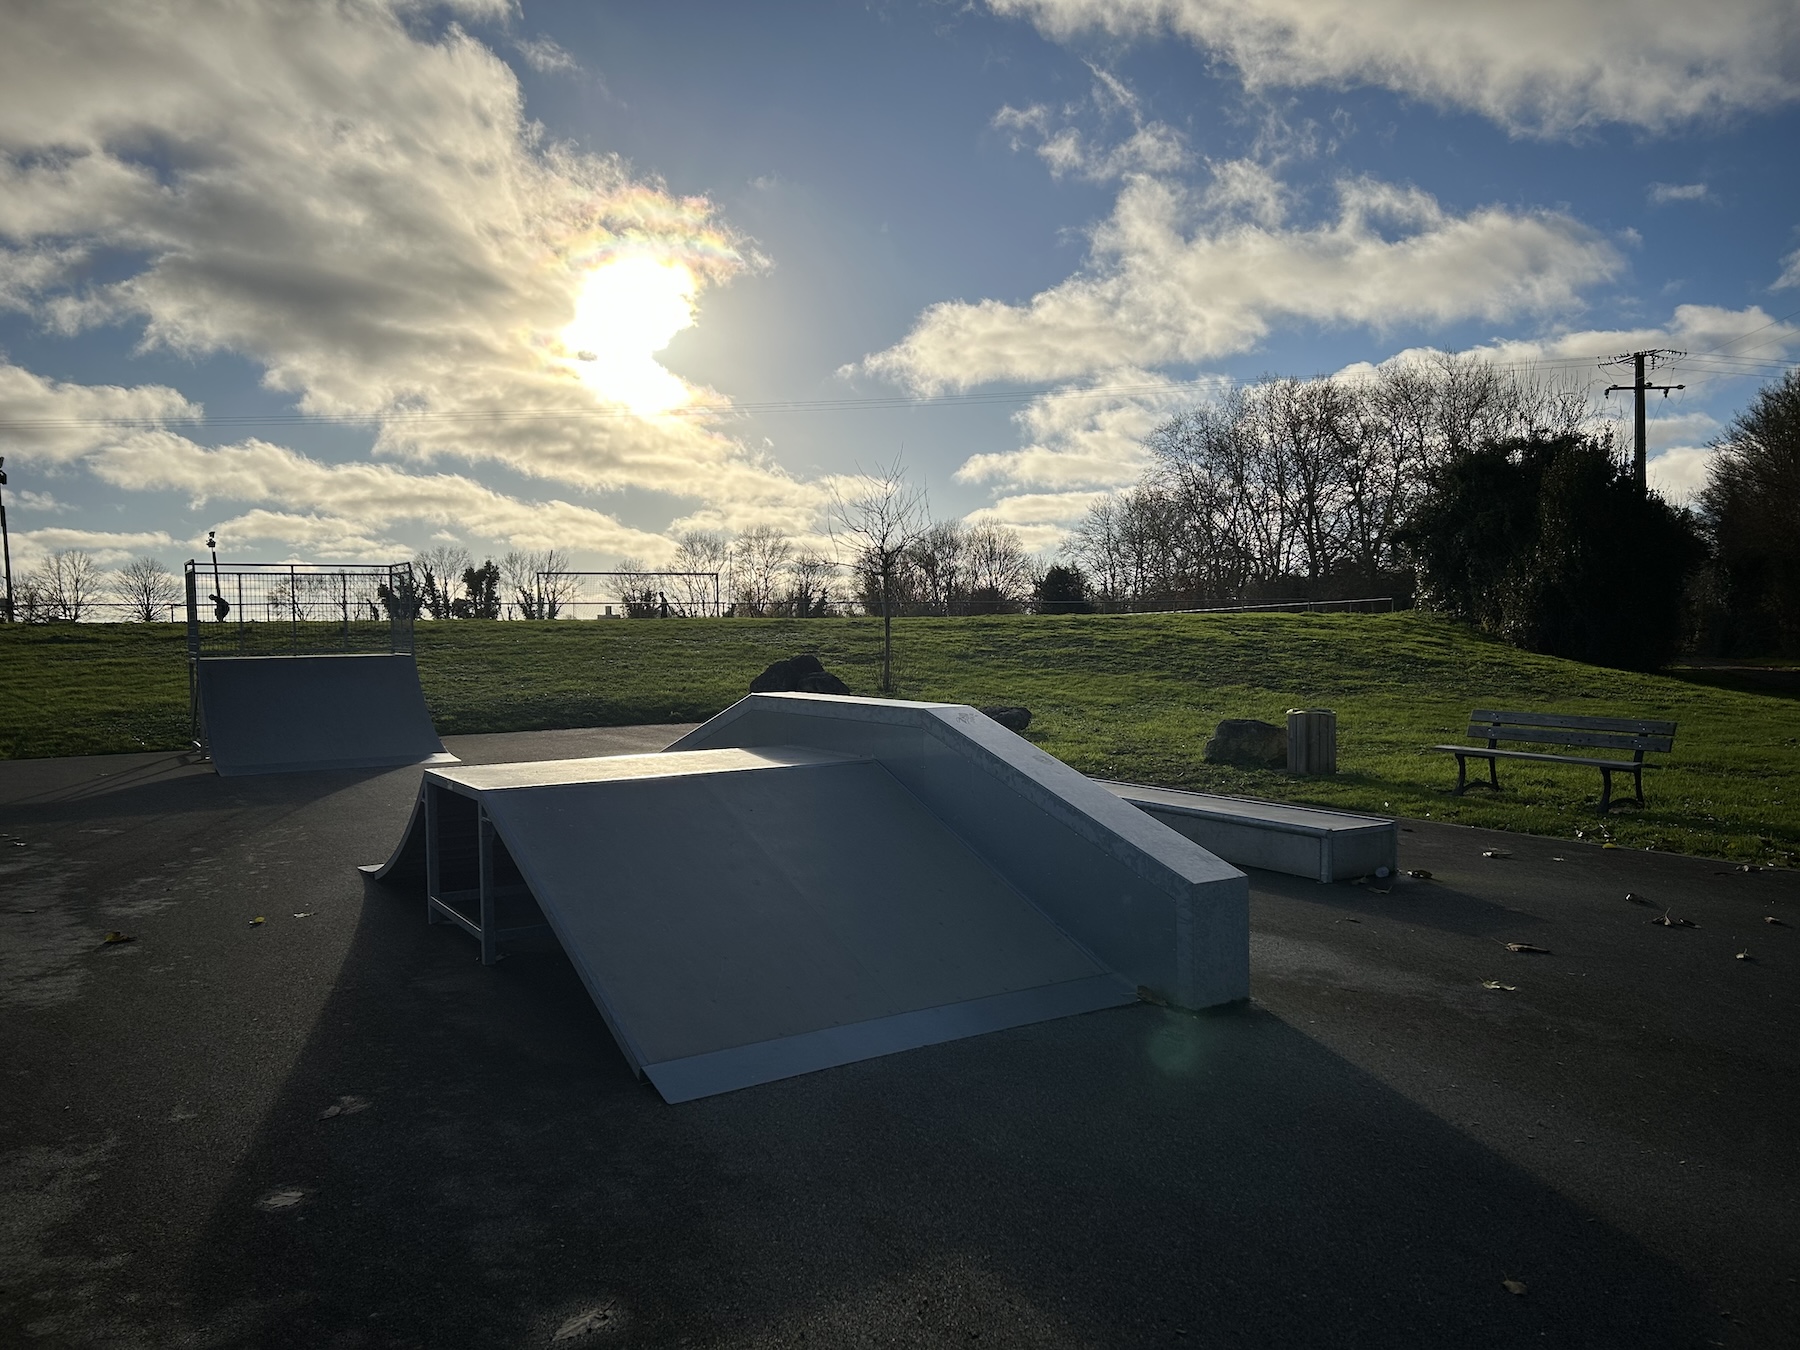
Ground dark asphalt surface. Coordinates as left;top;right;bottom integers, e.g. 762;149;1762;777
2;728;1796;1349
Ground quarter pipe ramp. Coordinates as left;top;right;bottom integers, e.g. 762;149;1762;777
196;653;454;777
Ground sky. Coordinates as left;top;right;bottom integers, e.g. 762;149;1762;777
2;0;1798;579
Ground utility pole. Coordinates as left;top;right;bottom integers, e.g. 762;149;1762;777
0;456;13;623
1603;350;1685;495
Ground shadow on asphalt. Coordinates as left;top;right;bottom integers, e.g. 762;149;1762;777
170;872;1718;1349
1247;867;1553;939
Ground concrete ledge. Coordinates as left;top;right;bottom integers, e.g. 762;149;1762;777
1097;781;1397;883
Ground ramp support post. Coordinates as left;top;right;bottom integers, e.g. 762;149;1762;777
478;809;499;967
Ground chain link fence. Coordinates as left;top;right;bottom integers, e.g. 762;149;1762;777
184;561;415;658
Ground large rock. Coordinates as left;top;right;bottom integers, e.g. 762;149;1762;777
751;654;851;696
795;670;851;696
980;705;1032;732
1202;718;1288;768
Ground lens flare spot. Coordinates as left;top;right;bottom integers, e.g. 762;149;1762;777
561;255;699;416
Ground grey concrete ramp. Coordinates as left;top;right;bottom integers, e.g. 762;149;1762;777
197;653;454;777
368;746;1133;1101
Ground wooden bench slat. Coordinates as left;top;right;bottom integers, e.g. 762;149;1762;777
1466;725;1675;753
1469;709;1678;736
1430;746;1663;770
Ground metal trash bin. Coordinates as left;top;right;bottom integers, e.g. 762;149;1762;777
1287;708;1337;775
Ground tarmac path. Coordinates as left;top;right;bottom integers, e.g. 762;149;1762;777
2;727;1795;1348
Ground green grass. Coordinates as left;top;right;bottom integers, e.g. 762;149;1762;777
4;611;1796;865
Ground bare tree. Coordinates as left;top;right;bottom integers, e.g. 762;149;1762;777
785;552;838;617
414;544;471;620
671;530;729;614
963;520;1032;613
830;461;927;693
499;548;578;619
728;525;794;617
111;556;179;621
909;520;967;615
31;549;101;620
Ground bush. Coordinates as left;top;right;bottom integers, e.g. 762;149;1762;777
1397;432;1704;669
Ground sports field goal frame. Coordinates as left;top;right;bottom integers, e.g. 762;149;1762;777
536;570;723;618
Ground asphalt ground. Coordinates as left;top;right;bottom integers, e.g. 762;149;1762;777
2;728;1796;1349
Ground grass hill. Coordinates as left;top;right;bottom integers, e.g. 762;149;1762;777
3;611;1794;865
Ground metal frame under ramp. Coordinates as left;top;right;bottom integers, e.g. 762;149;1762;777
365;694;1250;1103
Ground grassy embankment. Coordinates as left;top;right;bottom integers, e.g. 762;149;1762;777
2;611;1795;864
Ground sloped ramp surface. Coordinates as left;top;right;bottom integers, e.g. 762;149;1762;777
198;653;454;777
370;747;1134;1102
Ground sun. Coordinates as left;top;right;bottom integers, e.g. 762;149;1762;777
562;255;699;415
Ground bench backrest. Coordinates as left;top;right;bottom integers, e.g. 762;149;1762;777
1468;709;1677;755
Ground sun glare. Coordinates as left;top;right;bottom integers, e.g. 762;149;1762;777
562;255;699;415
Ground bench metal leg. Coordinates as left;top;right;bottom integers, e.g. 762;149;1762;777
1454;754;1467;794
1597;769;1613;815
1488;757;1499;789
1633;768;1645;806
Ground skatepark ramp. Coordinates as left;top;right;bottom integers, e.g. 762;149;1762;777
184;558;454;776
366;694;1248;1102
195;654;454;777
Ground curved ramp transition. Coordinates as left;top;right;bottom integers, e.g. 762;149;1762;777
197;653;454;777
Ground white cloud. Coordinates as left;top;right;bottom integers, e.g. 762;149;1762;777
0;0;818;527
1777;249;1800;290
0;364;199;462
1366;304;1799;396
1648;182;1714;205
857;169;1618;392
11;527;178;569
512;36;581;75
1648;445;1716;502
955;369;1215;489
82;430;675;561
989;0;1800;136
995;110;1188;183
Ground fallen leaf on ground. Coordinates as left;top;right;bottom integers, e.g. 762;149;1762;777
1481;849;1513;859
248;916;265;926
1407;869;1433;879
1481;980;1517;991
553;1307;620;1341
1624;892;1651;905
1735;950;1755;962
101;931;135;945
319;1104;341;1120
1766;916;1788;926
256;1188;307;1211
1602;843;1619;849
292;912;313;919
1502;1279;1527;1296
1650;913;1698;928
1338;917;1362;923
1504;942;1552;954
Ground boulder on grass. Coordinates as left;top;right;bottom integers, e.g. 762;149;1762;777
795;670;851;696
751;654;851;696
980;705;1032;732
1202;718;1287;768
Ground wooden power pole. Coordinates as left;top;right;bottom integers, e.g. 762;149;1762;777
1603;350;1685;494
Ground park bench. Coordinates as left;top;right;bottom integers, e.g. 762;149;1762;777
1430;710;1677;814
